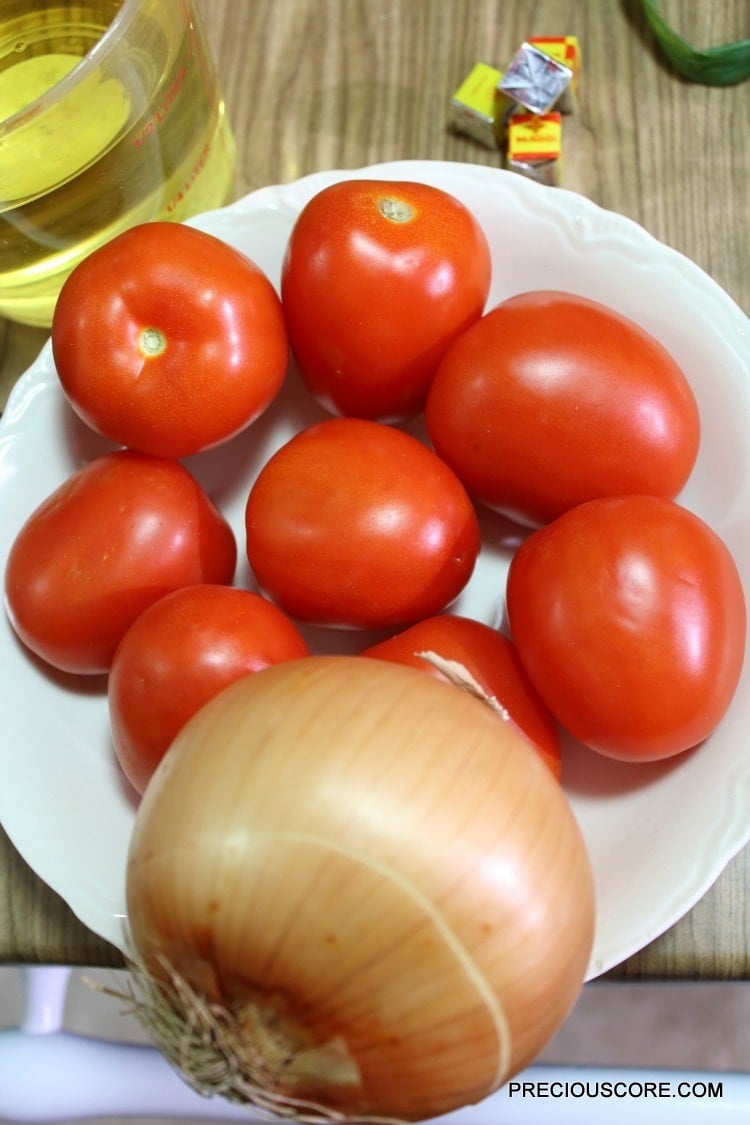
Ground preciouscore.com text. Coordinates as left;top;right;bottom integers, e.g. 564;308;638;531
507;1078;724;1100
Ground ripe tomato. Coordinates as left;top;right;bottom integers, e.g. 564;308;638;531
4;451;237;674
505;495;746;761
51;222;288;459
245;417;481;628
109;585;310;794
360;615;562;779
425;290;700;526
280;179;492;420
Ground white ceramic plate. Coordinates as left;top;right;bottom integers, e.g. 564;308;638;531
1;161;748;980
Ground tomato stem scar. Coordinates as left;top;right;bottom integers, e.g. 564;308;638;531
378;197;413;223
138;327;167;358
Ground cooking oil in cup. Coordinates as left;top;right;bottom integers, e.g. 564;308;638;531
0;0;236;327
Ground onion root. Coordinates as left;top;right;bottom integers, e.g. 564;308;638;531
104;944;407;1125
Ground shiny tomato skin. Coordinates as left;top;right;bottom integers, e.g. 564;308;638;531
109;585;311;794
506;495;746;761
280;179;492;421
360;615;562;779
51;222;289;459
244;418;481;628
425;290;701;526
4;451;237;674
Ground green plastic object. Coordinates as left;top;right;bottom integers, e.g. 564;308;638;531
642;0;750;86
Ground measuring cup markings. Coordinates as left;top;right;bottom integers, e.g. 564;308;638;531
133;63;187;147
166;136;213;214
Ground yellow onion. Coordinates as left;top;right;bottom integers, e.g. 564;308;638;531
125;655;594;1122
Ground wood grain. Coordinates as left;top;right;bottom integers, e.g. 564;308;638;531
1;0;748;978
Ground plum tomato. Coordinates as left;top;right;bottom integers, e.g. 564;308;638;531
280;179;492;421
244;417;481;628
505;495;746;761
109;585;310;794
51;222;289;459
4;451;237;674
425;290;701;526
361;614;562;779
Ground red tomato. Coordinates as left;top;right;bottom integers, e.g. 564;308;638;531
281;179;492;421
109;585;310;794
506;495;746;761
245;417;481;628
4;451;237;674
361;615;562;779
51;222;288;459
425;290;701;526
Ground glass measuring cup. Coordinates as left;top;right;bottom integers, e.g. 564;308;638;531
0;0;236;327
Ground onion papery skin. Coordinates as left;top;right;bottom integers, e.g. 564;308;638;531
126;656;594;1122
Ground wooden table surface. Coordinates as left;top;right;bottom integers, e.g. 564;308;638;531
1;0;748;980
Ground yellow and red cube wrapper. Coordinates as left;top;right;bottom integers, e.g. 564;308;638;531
506;111;563;186
528;36;581;113
450;61;515;149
